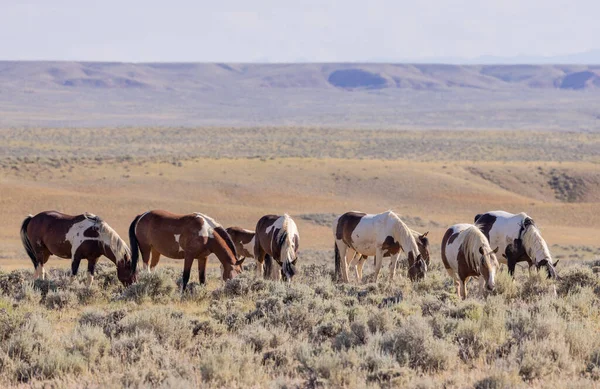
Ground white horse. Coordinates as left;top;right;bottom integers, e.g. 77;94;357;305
474;210;558;278
333;210;426;283
441;223;500;300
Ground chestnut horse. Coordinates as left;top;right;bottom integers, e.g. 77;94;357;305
20;211;135;286
254;214;299;281
128;210;242;291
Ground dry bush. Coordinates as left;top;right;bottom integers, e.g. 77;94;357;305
0;260;599;387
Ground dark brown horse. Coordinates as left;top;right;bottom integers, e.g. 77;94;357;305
128;210;242;291
254;214;300;281
20;211;135;286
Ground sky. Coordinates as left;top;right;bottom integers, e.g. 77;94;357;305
1;0;599;63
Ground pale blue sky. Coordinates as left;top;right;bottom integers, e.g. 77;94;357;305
1;0;598;62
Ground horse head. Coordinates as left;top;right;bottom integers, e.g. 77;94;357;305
479;246;500;291
417;231;430;266
408;252;427;281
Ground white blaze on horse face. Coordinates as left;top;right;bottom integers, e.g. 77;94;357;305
174;234;184;252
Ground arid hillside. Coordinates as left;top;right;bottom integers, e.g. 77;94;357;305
2;62;600;129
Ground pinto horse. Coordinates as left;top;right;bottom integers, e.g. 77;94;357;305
254;214;299;281
225;227;255;262
128;210;242;291
348;229;430;283
20;211;135;286
334;211;426;283
441;223;500;299
474;211;558;279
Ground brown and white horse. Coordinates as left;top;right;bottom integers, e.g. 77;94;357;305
441;223;500;299
348;229;430;282
225;227;255;262
474;211;558;279
334;211;426;283
20;211;135;286
128;210;242;291
254;214;299;281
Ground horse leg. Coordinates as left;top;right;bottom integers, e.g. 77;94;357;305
388;253;400;281
36;250;50;280
254;246;265;278
181;253;195;292
356;255;368;282
87;257;99;287
337;242;350;283
139;243;151;272
149;248;161;271
373;248;384;282
266;255;281;281
197;256;208;284
460;278;468;300
71;254;83;283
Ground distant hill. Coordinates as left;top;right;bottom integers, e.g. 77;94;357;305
1;62;600;129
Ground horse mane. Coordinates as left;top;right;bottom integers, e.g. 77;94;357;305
521;223;552;264
97;220;131;264
387;211;420;255
461;225;493;274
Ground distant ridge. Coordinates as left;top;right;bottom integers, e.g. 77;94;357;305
0;61;599;129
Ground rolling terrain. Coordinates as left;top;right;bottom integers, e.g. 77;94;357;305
1;128;600;388
2;62;600;129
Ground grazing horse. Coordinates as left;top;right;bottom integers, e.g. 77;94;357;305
349;230;430;282
20;211;135;286
254;214;299;281
441;223;500;299
128;210;242;291
334;211;426;283
226;227;255;262
474;211;558;279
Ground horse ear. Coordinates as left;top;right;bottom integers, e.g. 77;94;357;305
492;246;499;254
479;246;484;254
422;231;429;237
236;257;246;266
553;260;559;267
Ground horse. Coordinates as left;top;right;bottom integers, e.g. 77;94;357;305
20;211;135;286
225;227;255;262
474;211;558;279
333;211;427;283
441;223;500;300
254;214;299;281
128;210;243;291
348;229;430;282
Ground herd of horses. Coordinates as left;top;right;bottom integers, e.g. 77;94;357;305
19;209;559;299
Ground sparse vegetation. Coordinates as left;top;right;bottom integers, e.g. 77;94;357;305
0;258;598;387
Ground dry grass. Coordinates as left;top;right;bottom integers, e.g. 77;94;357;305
0;256;599;388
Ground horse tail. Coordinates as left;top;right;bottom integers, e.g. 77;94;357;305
334;241;341;281
20;215;37;268
214;226;238;261
128;214;143;273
